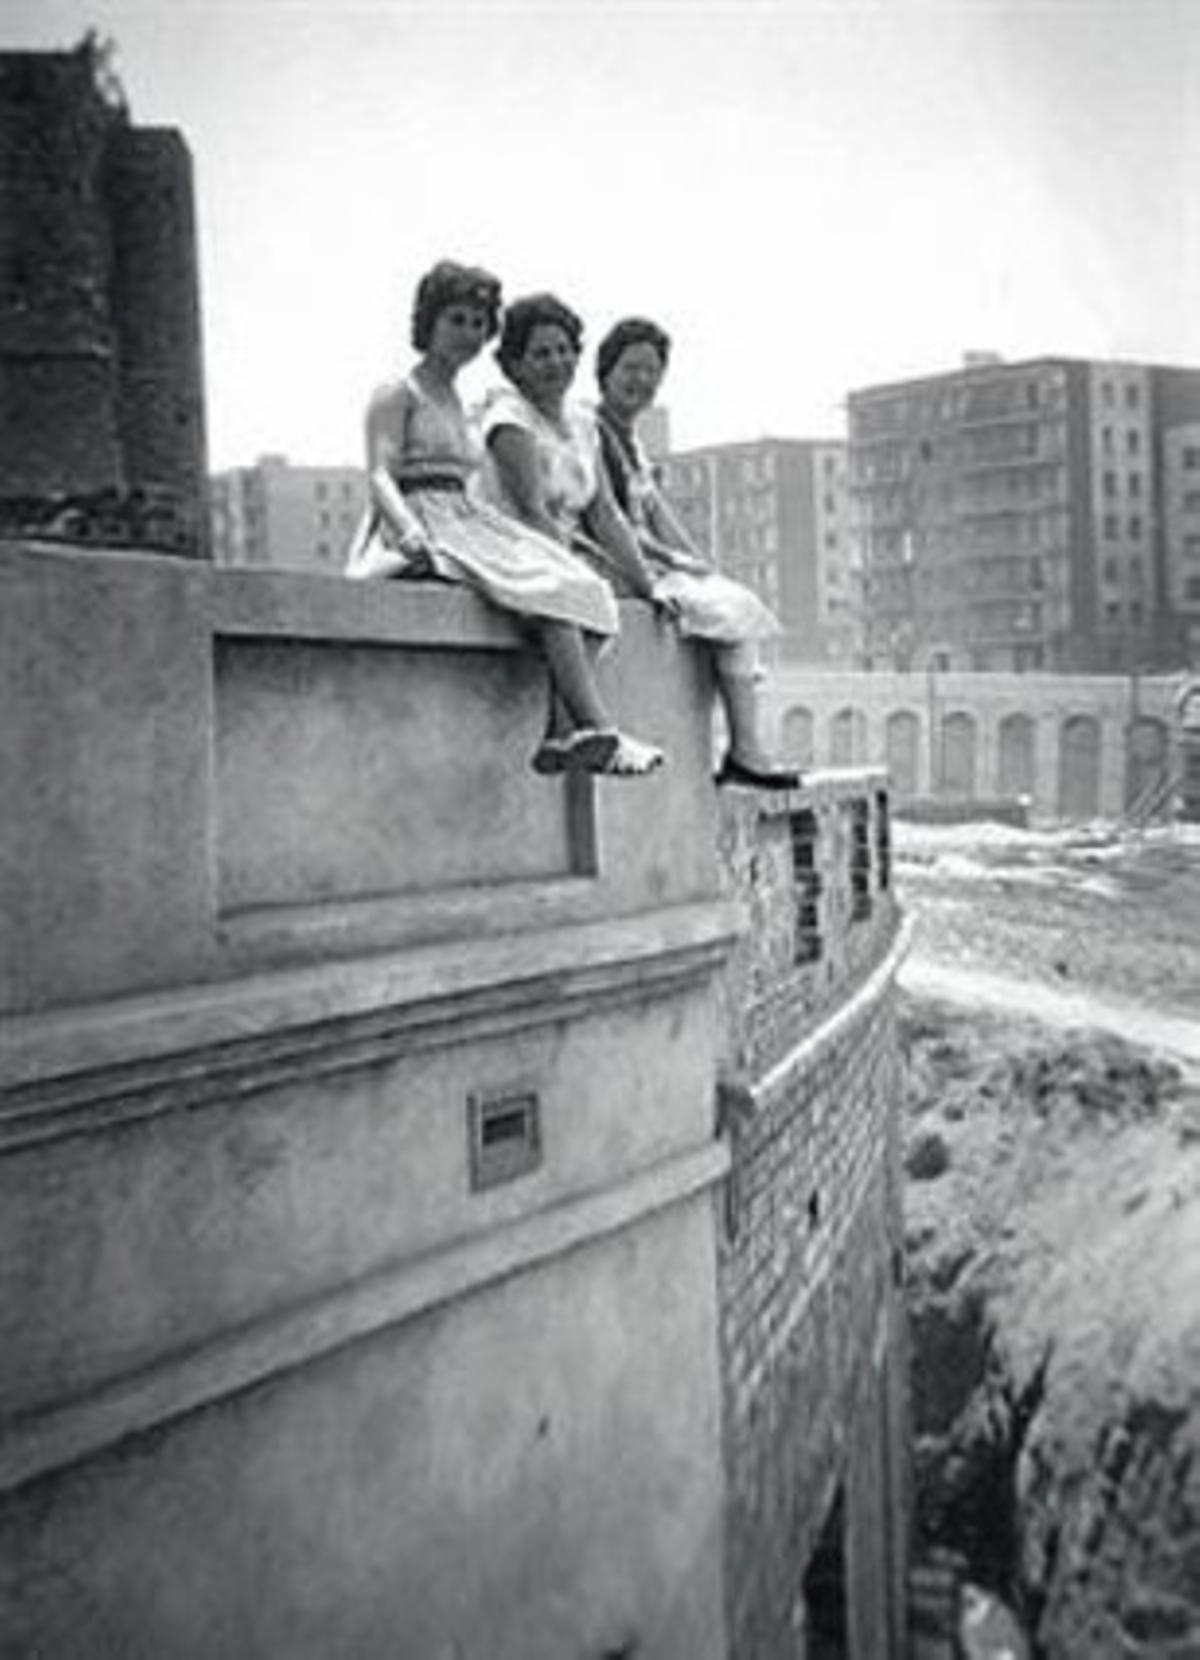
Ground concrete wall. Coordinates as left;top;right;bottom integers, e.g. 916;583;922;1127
0;544;732;1658
715;776;910;1658
767;667;1186;821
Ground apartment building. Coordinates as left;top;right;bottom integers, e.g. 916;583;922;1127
210;455;367;572
659;438;854;663
848;354;1200;673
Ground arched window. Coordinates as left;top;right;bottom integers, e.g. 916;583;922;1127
937;712;977;798
830;707;866;766
781;706;815;768
1058;715;1101;820
997;713;1036;800
1124;717;1168;812
884;710;920;798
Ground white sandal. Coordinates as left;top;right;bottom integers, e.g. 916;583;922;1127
584;731;665;777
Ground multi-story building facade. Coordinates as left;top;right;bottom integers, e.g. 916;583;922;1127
210;455;367;572
849;354;1200;674
660;439;854;663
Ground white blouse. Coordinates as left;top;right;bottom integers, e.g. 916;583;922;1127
477;386;601;542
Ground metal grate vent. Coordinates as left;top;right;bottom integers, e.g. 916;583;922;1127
468;1086;542;1191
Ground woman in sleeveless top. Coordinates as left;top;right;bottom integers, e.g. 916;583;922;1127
346;262;663;778
477;293;684;776
593;316;800;790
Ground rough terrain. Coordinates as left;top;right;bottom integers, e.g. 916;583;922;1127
897;821;1200;1660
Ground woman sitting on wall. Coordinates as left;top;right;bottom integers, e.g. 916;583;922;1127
346;261;663;778
477;291;680;776
593;316;800;790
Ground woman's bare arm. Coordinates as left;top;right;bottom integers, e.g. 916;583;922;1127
365;385;431;550
643;483;710;570
581;462;662;601
486;425;567;543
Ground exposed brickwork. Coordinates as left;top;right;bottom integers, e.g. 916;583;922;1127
0;40;208;555
716;774;909;1659
716;779;899;1081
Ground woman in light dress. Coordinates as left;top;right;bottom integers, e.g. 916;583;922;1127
477;293;685;775
593;317;800;790
346;261;663;777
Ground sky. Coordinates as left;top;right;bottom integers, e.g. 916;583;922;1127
4;0;1198;470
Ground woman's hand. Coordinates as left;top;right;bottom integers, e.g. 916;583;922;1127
649;578;684;622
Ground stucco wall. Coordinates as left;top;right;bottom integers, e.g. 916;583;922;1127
0;544;732;1659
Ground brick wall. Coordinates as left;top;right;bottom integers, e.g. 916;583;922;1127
716;773;909;1659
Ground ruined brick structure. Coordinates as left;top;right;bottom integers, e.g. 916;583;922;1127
716;780;910;1656
0;38;207;555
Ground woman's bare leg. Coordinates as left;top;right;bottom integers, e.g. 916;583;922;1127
713;645;800;787
714;647;775;768
536;620;613;731
532;620;663;775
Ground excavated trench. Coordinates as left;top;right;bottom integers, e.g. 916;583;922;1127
901;996;1200;1659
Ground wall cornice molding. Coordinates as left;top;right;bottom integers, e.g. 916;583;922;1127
0;901;741;1152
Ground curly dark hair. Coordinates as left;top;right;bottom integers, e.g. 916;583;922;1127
595;317;672;387
410;260;503;350
495;293;584;378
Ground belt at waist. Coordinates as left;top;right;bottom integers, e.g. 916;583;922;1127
396;473;467;495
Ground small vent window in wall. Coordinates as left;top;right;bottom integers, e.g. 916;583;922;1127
850;799;872;921
875;790;892;892
789;809;823;965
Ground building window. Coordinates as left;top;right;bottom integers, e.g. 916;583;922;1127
1128;473;1142;498
1101;382;1115;408
315;481;328;500
1127;430;1141;455
1129;516;1142;539
1187;576;1200;600
1103;471;1118;497
1105;601;1121;622
1182;490;1200;512
1103;556;1120;584
1101;426;1114;454
1130;601;1144;624
1103;513;1119;538
1124;383;1140;409
1185;448;1200;470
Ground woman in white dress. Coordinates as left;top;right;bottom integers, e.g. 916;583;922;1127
347;261;663;777
593;316;800;790
478;293;682;775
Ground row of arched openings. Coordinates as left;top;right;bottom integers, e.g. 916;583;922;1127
779;706;1170;820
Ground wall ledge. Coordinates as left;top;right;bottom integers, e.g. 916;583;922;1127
0;900;742;1149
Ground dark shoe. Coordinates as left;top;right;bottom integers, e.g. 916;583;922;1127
530;736;571;775
716;753;802;791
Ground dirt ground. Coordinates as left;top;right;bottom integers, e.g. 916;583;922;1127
897;821;1200;1031
896;818;1200;1658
